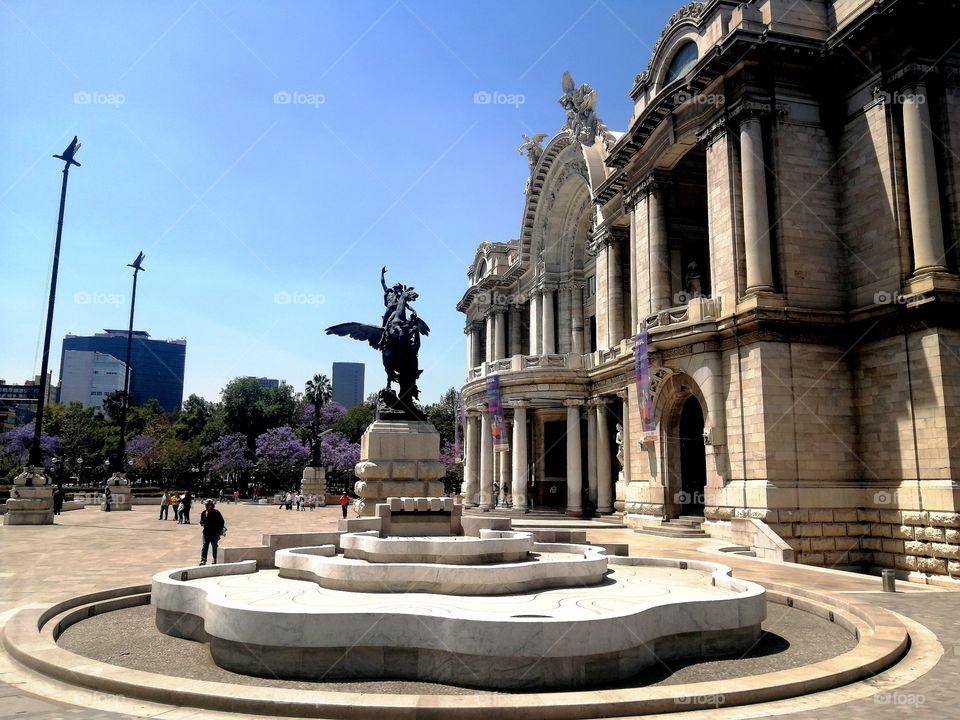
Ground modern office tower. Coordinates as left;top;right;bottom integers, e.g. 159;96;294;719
58;351;127;411
60;330;186;412
332;362;364;409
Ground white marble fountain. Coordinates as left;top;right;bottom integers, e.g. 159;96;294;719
152;495;766;690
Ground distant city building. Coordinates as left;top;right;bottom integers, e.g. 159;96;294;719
58;351;127;411
332;362;364;409
246;376;283;389
59;330;186;412
0;373;56;430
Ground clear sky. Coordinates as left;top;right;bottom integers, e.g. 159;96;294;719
1;0;677;406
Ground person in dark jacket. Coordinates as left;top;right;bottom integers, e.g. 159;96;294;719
198;499;226;565
180;491;193;524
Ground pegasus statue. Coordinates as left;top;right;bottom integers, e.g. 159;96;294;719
325;267;430;419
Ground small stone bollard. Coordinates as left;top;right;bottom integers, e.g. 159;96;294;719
881;568;896;592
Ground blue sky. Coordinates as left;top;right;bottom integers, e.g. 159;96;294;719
1;0;676;405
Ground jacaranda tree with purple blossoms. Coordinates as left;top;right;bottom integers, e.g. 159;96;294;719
0;423;61;469
255;426;309;488
203;433;253;485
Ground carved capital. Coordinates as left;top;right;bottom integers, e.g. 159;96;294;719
563;398;585;408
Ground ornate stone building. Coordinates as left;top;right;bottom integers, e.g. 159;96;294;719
457;0;960;583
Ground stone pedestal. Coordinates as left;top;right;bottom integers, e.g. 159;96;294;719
104;473;133;511
353;420;446;517
301;466;327;506
4;467;54;525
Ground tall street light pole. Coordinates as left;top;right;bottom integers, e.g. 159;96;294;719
28;137;81;473
116;252;145;477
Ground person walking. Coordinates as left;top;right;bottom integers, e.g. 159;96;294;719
339;492;350;519
198;499;226;565
103;487;112;512
160;491;170;520
180;491;193;524
53;486;64;516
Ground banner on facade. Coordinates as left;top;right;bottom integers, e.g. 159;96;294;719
635;330;657;440
486;374;510;452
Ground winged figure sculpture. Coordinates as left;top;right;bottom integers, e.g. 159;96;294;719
326;267;430;418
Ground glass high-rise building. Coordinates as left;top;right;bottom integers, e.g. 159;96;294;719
59;330;186;412
332;362;364;409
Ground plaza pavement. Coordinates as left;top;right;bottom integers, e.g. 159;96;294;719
0;502;956;719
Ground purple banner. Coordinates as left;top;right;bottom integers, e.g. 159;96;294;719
486;374;509;452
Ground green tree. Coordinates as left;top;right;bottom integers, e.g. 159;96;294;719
332;401;375;444
304;374;332;466
423;387;460;447
221;377;296;449
43;403;107;471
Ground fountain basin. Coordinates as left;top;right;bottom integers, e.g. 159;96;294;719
152;555;766;690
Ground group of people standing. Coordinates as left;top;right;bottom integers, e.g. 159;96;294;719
277;490;322;511
159;490;193;523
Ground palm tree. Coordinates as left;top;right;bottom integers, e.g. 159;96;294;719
304;374;332;466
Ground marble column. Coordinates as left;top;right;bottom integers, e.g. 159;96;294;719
648;181;672;312
485;314;495;363
464;325;473;378
498;421;511;507
493;309;506;360
586;401;598;505
541;288;556;355
529;292;541;355
571;282;585;355
565;400;583;515
511;402;528;511
558;283;572;354
615;390;629;513
903;83;947;273
509;305;522;357
740;115;774;292
463;412;479;506
607;235;624;347
479;410;494;510
596;399;612;514
470;322;482;368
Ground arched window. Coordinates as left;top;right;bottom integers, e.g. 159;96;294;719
475;259;487;283
664;41;698;85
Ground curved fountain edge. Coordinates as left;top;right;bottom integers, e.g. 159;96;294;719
0;559;911;718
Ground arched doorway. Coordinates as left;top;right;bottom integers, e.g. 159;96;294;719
677;396;706;516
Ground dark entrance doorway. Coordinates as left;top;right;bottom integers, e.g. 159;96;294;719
678;396;706;516
534;420;566;509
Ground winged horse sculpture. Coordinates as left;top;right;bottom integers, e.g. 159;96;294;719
325;267;430;417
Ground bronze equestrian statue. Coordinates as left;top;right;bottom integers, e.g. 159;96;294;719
325;267;430;419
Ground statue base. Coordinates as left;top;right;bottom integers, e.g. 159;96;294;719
301;466;327;506
353;419;445;517
4;467;53;525
103;473;133;511
375;388;427;422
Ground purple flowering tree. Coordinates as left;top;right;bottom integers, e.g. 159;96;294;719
0;424;62;467
203;433;253;484
126;434;157;475
255;426;309;486
319;431;359;473
439;440;464;494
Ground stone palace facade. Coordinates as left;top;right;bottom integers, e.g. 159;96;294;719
457;0;960;583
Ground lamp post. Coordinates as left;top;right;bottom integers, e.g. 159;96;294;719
26;138;82;477
115;252;145;478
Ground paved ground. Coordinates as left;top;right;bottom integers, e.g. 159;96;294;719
0;502;956;719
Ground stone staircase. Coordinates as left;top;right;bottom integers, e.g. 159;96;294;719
636;515;709;538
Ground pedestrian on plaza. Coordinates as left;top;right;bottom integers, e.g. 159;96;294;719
53;486;64;516
234;489;240;503
218;488;224;503
170;491;180;521
286;490;294;510
198;499;226;566
160;491;170;520
103;487;112;512
180;491;193;524
339;492;350;519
